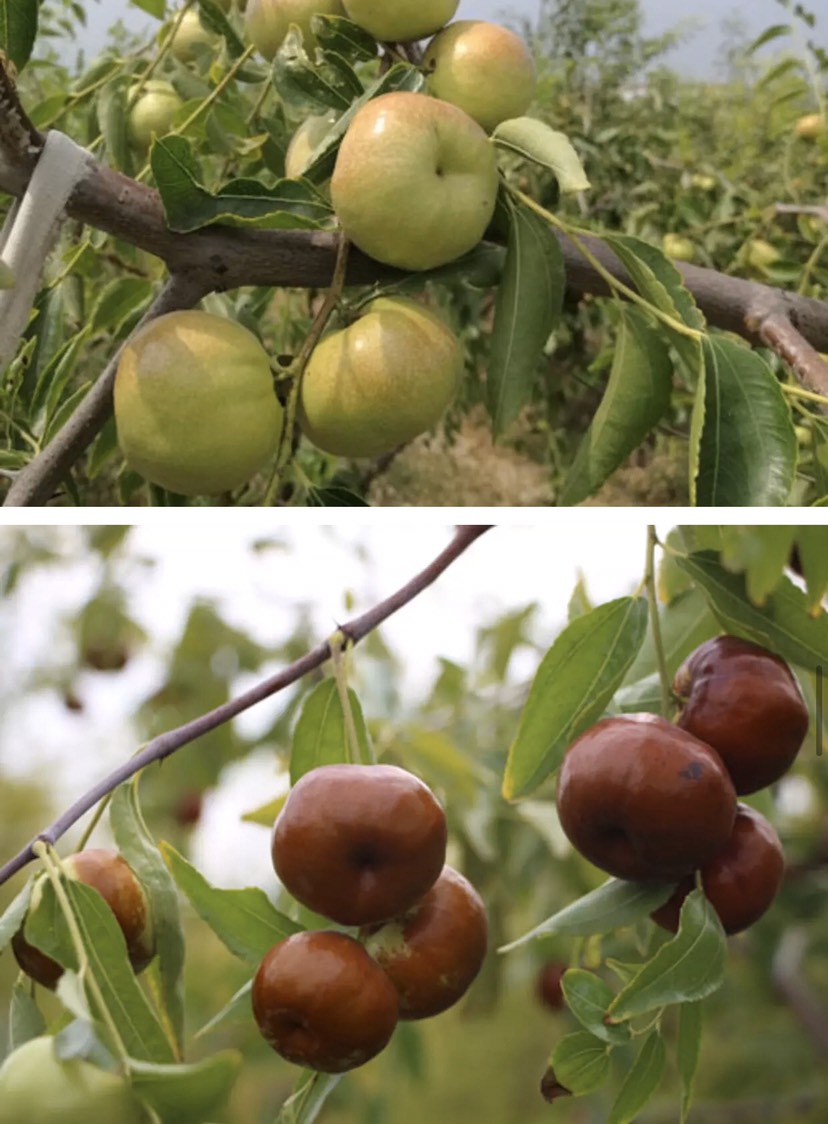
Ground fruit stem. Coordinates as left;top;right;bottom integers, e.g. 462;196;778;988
645;525;672;719
328;630;368;765
33;841;130;1068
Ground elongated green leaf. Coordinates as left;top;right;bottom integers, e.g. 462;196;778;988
129;1050;243;1123
161;843;301;964
499;879;673;950
0;881;32;951
492;119;590;192
607;892;727;1021
607;1030;666;1124
562;969;630;1045
718;526;797;605
111;782;186;1052
545;1032;611;1098
9;981;46;1050
487;196;565;435
277;1070;343;1123
676;550;828;669
560;306;673;504
502;597;648;799
0;0;38;69
677;1001;703;1122
692;336;796;505
797;528;828;613
290;679;372;783
746;23;792;54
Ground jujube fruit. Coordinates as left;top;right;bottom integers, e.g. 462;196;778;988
536;960;567;1011
556;713;737;882
12;849;156;989
272;763;447;925
342;0;458;43
674;636;809;794
650;804;785;935
127;80;182;150
245;0;346;59
363;865;488;1019
252;930;399;1072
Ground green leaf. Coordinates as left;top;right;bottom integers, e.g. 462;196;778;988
676;550;828;670
500;879;673;950
545;1032;611;1098
502;597;648;799
0;0;38;69
691;336;796;506
152;136;331;232
276;1070;343;1123
607;891;727;1021
718;526;796;605
560;305;674;505
91;278;154;334
129;1050;243;1123
561;969;630;1045
746;23;792;54
797;528;828;614
161;843;301;964
677;1001;703;1122
607;1030;666;1124
0;881;33;951
493;119;590;192
9;981;46;1050
290;679;373;783
487;195;565;435
110;782;186;1052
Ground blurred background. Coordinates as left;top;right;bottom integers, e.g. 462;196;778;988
1;523;827;1122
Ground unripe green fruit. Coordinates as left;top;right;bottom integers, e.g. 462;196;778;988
662;233;695;262
245;0;346;59
114;310;283;496
343;0;458;42
0;1037;146;1124
285;112;337;178
128;80;182;149
170;9;216;61
744;239;780;270
423;21;536;133
794;113;825;140
299;297;462;458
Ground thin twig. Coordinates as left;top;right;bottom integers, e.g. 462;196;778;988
0;524;493;888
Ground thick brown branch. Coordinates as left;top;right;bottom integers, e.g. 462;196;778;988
0;524;492;888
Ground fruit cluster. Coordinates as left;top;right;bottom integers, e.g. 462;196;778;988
556;636;808;935
253;763;488;1072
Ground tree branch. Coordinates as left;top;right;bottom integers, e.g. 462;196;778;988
772;927;828;1058
0;524;492;888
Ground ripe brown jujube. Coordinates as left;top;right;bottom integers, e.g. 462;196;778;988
556;713;737;882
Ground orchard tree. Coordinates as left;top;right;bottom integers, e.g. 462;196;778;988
0;523;827;1121
0;1;827;505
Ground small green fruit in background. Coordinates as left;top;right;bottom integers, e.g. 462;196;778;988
127;80;183;149
169;8;216;61
794;113;825;140
661;233;696;262
0;1037;146;1124
331;91;498;271
744;238;780;271
423;21;537;133
245;0;345;59
285;111;338;178
343;0;458;42
299;297;462;458
689;173;717;191
114;310;283;495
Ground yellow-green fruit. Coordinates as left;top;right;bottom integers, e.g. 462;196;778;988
690;173;717;191
127;80;183;149
285;112;337;178
745;239;780;270
170;9;216;61
299;297;462;457
423;21;536;133
331;91;498;271
0;1038;146;1124
343;0;458;42
245;0;345;59
794;113;825;140
662;233;696;262
114;310;283;495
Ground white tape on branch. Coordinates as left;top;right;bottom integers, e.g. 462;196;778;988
0;131;93;372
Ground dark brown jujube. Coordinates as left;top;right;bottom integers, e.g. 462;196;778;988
252;931;399;1073
363;865;488;1020
674;636;808;795
556;713;737;882
272;764;447;926
650;804;785;935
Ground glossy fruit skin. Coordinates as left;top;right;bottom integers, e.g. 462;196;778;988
170;9;215;61
299;296;462;458
245;0;346;59
330;91;498;272
662;233;696;262
556;713;737;882
13;849;156;989
651;804;785;935
0;1037;146;1124
272;764;447;926
343;0;458;42
536;960;567;1011
674;636;809;795
423;21;536;133
128;80;182;149
114;310;283;496
363;866;488;1019
285;112;337;178
252;930;399;1071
